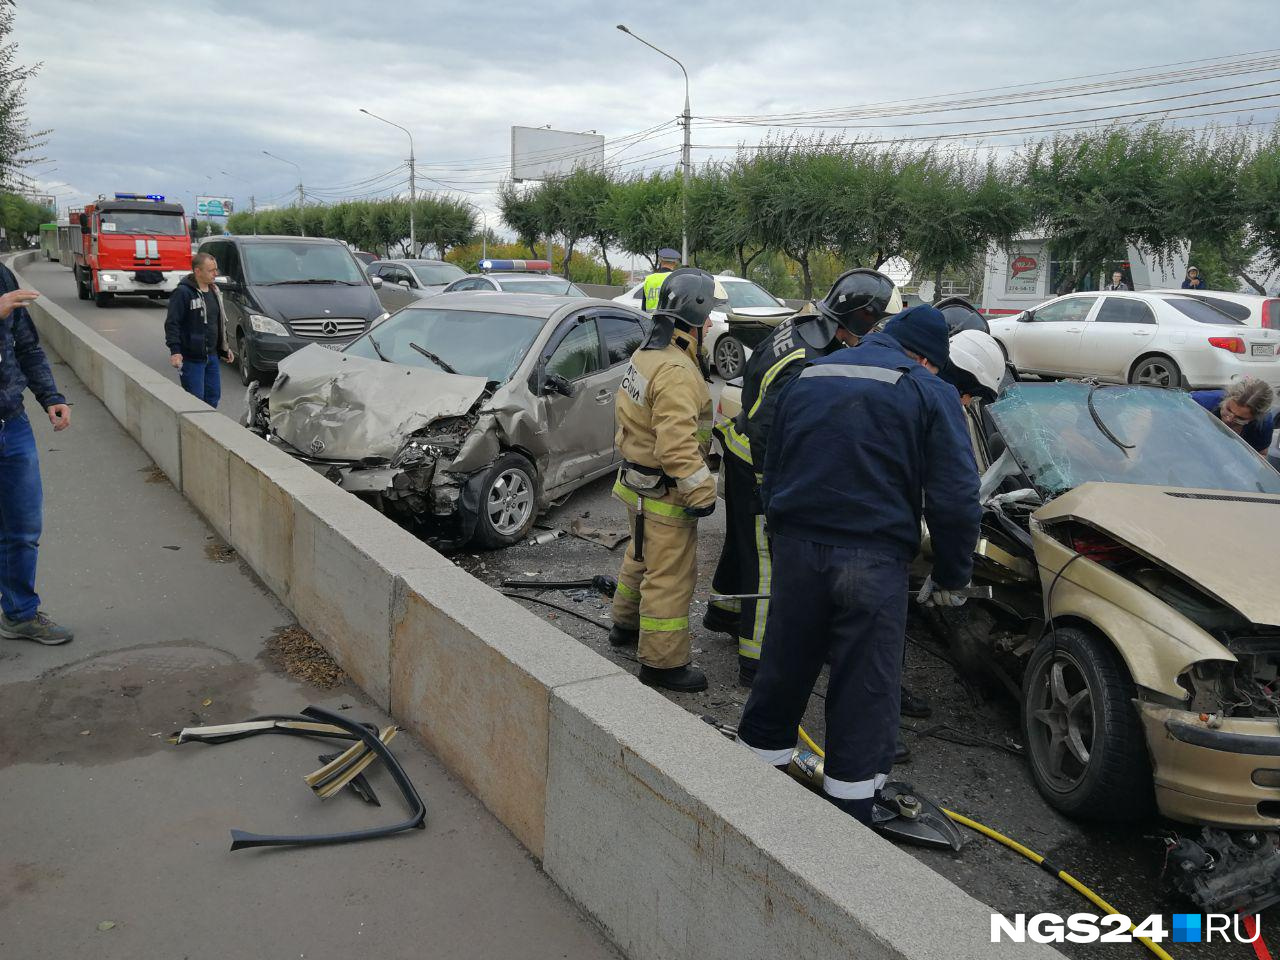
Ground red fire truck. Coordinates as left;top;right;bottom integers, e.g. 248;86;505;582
69;193;193;307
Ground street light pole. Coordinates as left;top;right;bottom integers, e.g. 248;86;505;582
617;24;691;267
221;170;257;235
463;201;488;261
360;108;416;257
263;150;305;237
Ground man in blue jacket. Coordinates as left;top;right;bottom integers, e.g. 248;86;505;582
0;265;74;645
736;304;980;830
165;253;234;407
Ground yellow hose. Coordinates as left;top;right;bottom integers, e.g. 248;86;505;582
796;726;1174;960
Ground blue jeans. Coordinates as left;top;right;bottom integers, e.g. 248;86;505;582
180;354;222;408
737;533;908;822
0;412;43;622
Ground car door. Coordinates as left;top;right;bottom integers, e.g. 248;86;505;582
1074;296;1157;381
375;265;417;312
1010;295;1098;375
536;312;616;490
208;241;244;336
596;311;653;466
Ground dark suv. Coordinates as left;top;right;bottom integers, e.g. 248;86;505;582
199;235;389;384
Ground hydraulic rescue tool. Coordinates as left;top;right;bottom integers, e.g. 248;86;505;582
708;585;994;605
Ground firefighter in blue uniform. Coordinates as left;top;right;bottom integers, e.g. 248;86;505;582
736;304;981;836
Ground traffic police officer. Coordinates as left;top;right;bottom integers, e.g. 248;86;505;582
609;268;719;692
707;269;899;686
736;304;981;828
640;247;682;311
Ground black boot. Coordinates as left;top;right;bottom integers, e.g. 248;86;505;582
895;732;911;764
900;686;932;718
702;605;740;636
639;664;708;692
737;656;757;688
608;624;638;647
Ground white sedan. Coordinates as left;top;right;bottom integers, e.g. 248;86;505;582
988;291;1280;390
614;274;791;379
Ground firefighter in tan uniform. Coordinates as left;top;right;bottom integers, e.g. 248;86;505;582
609;269;719;693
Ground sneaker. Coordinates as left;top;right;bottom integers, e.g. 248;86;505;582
0;611;74;645
900;686;932;719
638;664;708;693
608;624;639;647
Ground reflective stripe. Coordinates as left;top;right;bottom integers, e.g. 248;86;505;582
747;349;806;418
640;614;688;632
751;514;771;652
800;364;903;385
615;580;640;602
822;771;888;801
696;417;714;445
720;420;752;464
711;597;740;613
739;740;794;767
675;464;711;493
611;478;690;519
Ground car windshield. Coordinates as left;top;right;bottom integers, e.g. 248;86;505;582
497;278;584;296
411;262;467;286
344;307;545;382
1158;296;1243;325
98;211;186;235
723;280;782;309
243;241;365;285
988;382;1280;497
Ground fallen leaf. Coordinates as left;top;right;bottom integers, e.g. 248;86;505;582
79;729;91;736
97;921;115;932
201;698;212;707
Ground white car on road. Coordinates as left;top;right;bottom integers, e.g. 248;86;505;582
989;291;1280;390
614;274;791;379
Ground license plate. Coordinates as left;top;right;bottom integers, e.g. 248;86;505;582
320;342;346;352
1252;343;1275;357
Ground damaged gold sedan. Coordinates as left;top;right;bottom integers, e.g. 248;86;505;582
246;292;652;548
928;381;1280;911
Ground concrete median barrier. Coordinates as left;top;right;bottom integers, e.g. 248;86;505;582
9;251;1059;960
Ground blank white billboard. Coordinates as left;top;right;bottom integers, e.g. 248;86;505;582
511;126;606;181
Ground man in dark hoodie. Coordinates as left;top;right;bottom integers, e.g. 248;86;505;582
165;252;234;407
0;263;74;645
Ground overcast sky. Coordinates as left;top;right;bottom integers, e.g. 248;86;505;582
16;0;1280;236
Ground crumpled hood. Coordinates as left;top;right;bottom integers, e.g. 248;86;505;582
267;345;489;461
1034;481;1280;626
253;283;383;324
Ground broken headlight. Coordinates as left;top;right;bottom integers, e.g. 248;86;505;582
392;417;474;468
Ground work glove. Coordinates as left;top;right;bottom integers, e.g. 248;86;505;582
916;576;968;608
684;502;716;519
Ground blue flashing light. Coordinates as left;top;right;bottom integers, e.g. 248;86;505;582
112;192;165;201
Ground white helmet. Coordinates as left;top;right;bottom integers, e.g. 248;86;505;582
945;330;1005;402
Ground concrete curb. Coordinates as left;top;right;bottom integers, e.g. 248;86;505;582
13;251;1059;959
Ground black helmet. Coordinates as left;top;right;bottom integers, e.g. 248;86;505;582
643;268;718;350
935;296;990;336
799;268;896;349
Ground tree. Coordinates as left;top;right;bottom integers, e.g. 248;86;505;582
415;195;474;259
605;171;681;270
688;160;764;276
0;2;46;191
498;182;544;258
1243;128;1280;281
1023;124;1184;294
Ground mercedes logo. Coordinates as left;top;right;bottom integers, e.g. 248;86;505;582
321;320;339;336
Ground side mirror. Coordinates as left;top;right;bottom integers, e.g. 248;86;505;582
1017;311;1033;323
397;279;411;289
369;275;383;289
543;373;575;398
78;212;89;234
190;218;199;237
214;275;231;287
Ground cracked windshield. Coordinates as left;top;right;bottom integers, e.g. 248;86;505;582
988;382;1280;496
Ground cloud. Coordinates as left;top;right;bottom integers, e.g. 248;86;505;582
15;0;1279;227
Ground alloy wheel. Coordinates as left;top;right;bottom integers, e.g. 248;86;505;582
1026;651;1095;793
714;336;745;379
1131;358;1176;387
486;468;533;536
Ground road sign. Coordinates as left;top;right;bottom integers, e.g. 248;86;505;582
196;196;234;217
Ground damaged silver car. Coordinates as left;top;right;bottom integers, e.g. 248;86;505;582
246;292;652;547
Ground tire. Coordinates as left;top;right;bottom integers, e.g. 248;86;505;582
713;334;746;380
1128;354;1181;389
94;291;113;308
470;452;537;549
74;267;89;301
236;331;273;386
1021;626;1153;820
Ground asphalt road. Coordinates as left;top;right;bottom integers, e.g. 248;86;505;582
32;255;1277;958
0;343;617;960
